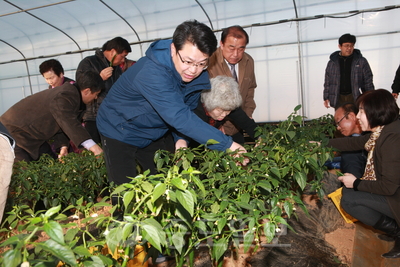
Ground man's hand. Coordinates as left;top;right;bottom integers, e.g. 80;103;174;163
100;67;113;81
58;146;68;158
338;173;357;188
392;93;398;100
89;144;103;156
324;99;330;108
175;139;188;151
229;142;249;166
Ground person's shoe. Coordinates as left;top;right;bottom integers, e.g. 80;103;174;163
382;237;400;258
373;215;400;258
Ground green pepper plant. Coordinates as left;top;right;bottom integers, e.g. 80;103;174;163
0;105;336;267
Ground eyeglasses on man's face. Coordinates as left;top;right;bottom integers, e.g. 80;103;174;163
335;112;349;127
177;51;208;70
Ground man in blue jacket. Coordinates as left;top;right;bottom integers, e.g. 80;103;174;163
97;20;248;190
323;33;374;109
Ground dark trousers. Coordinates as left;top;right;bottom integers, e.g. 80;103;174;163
85;120;101;144
14;142;57;163
100;134;173;186
341;187;394;226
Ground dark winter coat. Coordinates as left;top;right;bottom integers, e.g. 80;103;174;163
97;39;233;151
76;49;122;121
328;120;400;226
0;83;90;160
323;49;374;108
391;64;400;94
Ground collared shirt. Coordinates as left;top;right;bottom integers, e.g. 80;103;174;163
224;59;239;79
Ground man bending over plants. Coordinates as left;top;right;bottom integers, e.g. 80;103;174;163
0;71;104;162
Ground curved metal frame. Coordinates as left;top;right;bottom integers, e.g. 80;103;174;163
99;0;143;56
0;39;33;95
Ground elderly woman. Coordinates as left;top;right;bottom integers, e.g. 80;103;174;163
189;75;257;147
329;89;400;258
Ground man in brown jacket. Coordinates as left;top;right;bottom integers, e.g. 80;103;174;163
0;71;104;162
207;25;257;144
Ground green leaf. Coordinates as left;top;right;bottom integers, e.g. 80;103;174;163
152;183;166;203
122;223;135;241
236;201;254;210
73;246;92;256
294;104;301;112
241;193;250;203
171;177;187;191
287;131;296;139
39;239;77;266
294;171;307;190
212;237;228;262
206;139;219;145
264;221;276;243
44;205;61;218
307;157;319;169
123;190;134;211
211;202;220;214
82;256;105;267
43;221;65;245
270;167;281;179
2;249;22;267
141;181;154;193
141;218;166;252
243;229;255;253
257;180;271;192
0;235;20;247
194;220;208;235
176;190;194;217
283;201;293;218
191;174;206;196
106;227;122;254
220;200;229;211
172;231;185;254
294;115;303;125
217;218;227;234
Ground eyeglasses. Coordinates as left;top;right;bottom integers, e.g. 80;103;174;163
335;112;349;127
176;51;208;70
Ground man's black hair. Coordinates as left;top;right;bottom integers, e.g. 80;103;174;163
76;71;104;93
221;25;249;45
102;37;132;54
173;20;217;56
339;33;356;45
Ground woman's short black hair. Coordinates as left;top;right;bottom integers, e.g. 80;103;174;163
356;89;399;128
173;20;217;56
39;59;64;76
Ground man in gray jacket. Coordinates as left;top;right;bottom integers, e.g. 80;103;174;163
323;33;374;109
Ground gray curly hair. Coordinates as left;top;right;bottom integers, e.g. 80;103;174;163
201;76;242;112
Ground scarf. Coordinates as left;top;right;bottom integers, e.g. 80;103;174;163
361;125;384;181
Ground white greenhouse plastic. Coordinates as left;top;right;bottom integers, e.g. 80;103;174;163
1;0;400;123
